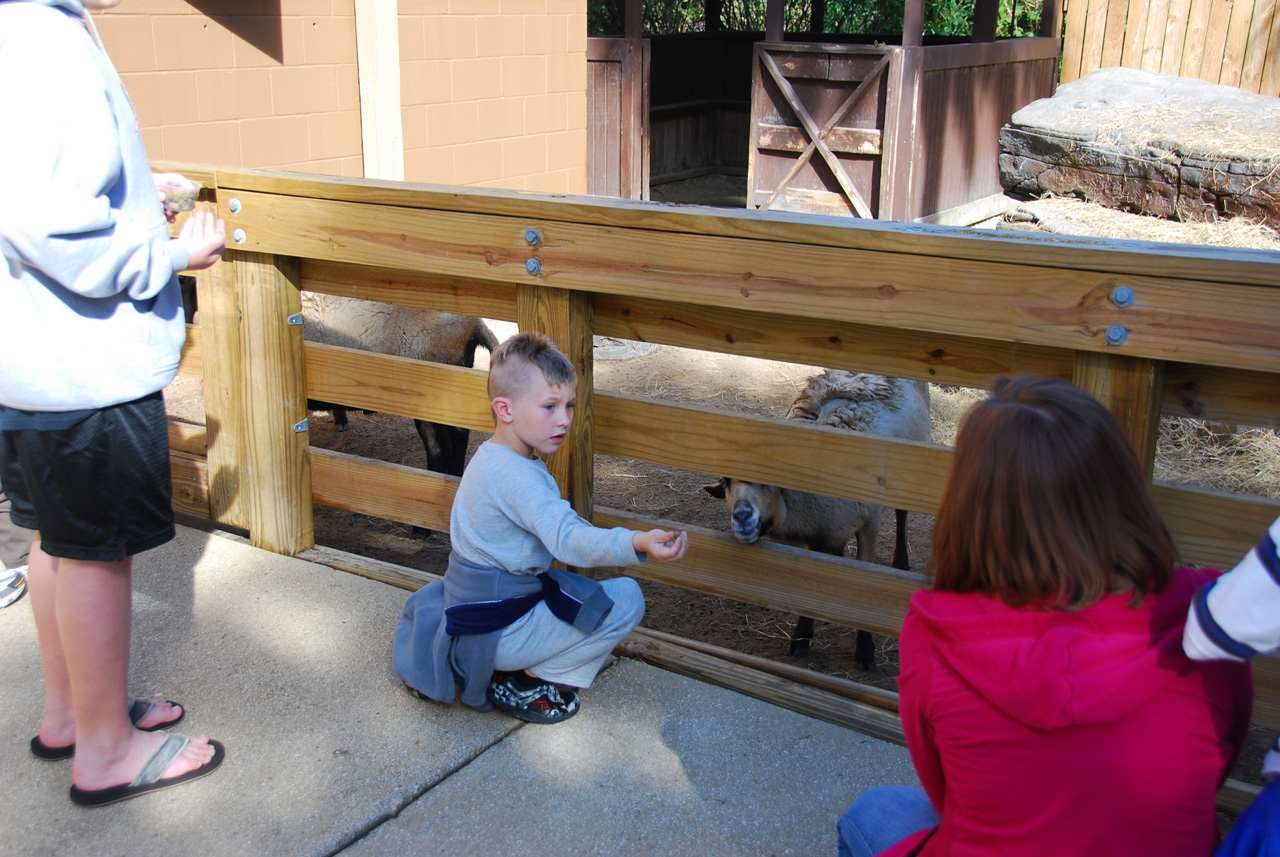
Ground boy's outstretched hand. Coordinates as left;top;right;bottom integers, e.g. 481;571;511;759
634;529;689;562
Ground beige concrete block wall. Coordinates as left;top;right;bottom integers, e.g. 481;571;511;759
95;0;364;177
398;0;588;192
93;1;588;192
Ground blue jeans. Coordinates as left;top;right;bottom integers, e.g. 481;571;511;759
837;785;940;857
1216;778;1280;857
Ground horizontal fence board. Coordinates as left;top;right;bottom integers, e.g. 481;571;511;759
595;298;1278;427
223;190;1280;374
1153;480;1280;569
213;168;1280;291
632;626;900;711
167;420;206;456
178;324;202;378
304;342;493;431
618;628;908;744
299;543;440;591
592;293;1074;388
170;452;210;521
1163;363;1280;428
596;508;926;637
301;260;518;322
596;392;952;514
311;447;456;533
756;124;883;156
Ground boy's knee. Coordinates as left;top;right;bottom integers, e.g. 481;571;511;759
604;577;644;627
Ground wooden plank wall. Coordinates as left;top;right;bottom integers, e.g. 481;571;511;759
1061;0;1280;95
161;165;1280;747
915;38;1061;216
586;37;651;201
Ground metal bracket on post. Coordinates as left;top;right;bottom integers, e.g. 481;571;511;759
293;418;309;433
287;312;303;326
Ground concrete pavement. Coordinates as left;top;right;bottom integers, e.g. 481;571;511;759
0;522;918;856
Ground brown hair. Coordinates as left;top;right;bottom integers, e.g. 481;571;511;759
929;376;1177;609
488;331;577;402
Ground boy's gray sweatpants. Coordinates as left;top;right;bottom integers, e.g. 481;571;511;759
493;576;644;688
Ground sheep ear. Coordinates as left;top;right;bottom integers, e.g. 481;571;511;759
702;477;728;499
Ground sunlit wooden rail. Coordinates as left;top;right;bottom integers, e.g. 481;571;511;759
161;163;1279;811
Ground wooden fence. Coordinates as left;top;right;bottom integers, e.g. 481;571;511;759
163;162;1279;811
1061;0;1280;96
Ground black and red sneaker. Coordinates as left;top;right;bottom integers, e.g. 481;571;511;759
487;673;580;725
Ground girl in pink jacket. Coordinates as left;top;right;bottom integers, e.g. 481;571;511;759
838;376;1252;857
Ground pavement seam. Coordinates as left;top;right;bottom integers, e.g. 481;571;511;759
325;721;526;856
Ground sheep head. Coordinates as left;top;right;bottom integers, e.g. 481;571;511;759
703;477;785;544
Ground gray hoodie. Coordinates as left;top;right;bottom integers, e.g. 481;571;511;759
0;0;189;412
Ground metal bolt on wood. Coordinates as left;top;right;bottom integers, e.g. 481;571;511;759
233;228;246;244
524;227;540;245
229;198;242;214
526;257;541;276
1105;324;1128;345
1111;285;1135;307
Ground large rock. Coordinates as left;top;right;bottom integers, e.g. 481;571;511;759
1000;68;1280;227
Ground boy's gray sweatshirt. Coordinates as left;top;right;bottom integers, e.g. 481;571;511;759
0;0;189;412
449;441;641;573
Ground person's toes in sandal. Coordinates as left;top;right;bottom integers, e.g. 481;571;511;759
69;734;226;807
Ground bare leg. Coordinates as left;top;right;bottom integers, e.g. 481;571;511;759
28;535;75;749
28;536;215;791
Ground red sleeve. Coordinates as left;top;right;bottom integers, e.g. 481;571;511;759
898;601;947;815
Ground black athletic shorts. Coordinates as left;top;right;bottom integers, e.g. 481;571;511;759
0;392;175;562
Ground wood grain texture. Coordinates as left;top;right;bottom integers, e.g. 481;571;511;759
596;392;952;514
304;341;493;431
311;447;456;533
233;251;313;555
1153;480;1280;569
219;190;1280;374
209;168;1280;288
1073;351;1165;480
618;629;907;744
301;260;518;321
198;255;249;530
177;323;202;379
596;508;927;636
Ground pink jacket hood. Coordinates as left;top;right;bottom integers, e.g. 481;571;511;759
905;567;1214;732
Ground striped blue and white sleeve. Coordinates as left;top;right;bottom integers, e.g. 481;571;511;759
1184;515;1280;662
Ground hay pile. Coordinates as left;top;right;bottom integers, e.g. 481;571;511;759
1003;195;1280;250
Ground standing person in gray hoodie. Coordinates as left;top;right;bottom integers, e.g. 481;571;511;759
0;0;227;806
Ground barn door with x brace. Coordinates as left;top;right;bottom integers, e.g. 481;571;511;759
747;43;899;219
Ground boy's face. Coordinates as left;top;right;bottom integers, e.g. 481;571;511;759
491;372;575;459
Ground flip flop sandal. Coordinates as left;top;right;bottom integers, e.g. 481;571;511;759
29;698;186;761
69;734;226;807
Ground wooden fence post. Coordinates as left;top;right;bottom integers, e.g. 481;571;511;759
194;257;249;530
517;284;595;520
228;249;314;555
1073;351;1166;482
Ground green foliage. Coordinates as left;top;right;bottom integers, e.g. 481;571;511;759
586;0;1041;38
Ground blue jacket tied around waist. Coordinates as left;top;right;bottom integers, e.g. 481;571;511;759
393;552;614;711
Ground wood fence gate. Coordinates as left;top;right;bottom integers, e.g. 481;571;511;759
587;36;651;200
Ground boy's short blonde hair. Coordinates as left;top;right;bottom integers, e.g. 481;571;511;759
488;332;577;401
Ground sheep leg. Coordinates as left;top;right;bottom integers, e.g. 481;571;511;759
411;420;471;539
854;630;876;672
890;508;910;571
787;616;815;655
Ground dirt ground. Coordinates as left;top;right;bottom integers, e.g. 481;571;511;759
165;172;1277;786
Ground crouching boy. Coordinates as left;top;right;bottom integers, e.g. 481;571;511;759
394;332;689;723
